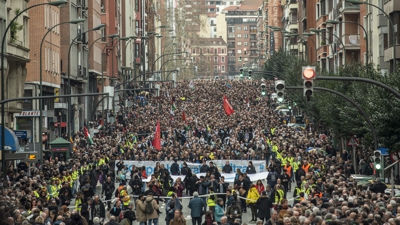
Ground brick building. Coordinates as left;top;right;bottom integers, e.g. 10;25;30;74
190;37;228;79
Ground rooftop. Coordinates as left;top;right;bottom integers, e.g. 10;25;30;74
191;37;227;46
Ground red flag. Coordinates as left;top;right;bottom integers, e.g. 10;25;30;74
182;111;186;122
223;95;234;116
152;121;161;150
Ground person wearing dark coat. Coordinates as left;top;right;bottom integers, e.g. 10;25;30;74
255;191;273;223
90;169;99;189
81;180;95;201
369;178;387;194
170;159;180;175
81;198;93;225
91;195;106;219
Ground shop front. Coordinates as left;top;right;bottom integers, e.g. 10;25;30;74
49;138;71;161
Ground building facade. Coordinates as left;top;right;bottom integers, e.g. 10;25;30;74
223;0;264;76
190;37;228;79
59;0;89;135
23;0;62;142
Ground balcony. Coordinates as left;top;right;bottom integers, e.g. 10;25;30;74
317;45;328;59
342;34;360;49
289;1;298;10
384;45;400;62
316;15;328;27
228;44;235;48
384;0;400;15
339;0;360;14
250;45;257;49
228;61;236;65
228;37;235;40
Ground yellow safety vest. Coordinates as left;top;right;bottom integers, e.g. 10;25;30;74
75;198;82;211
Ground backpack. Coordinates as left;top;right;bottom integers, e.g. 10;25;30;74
270;172;277;183
145;199;155;214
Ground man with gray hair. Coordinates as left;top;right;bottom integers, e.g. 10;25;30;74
220;216;229;225
188;192;206;225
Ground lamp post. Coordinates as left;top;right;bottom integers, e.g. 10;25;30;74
326;19;369;65
39;18;84;161
67;24;105;138
151;51;188;75
346;0;396;71
123;36;137;85
1;0;68;179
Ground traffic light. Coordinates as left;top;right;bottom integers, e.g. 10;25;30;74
248;70;252;79
373;150;382;171
239;55;242;61
261;83;266;96
302;66;316;101
240;68;244;77
274;80;285;103
244;48;247;55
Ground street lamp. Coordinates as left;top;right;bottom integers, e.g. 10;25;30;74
346;0;396;71
39;18;84;162
67;23;105;138
0;0;68;179
326;19;369;65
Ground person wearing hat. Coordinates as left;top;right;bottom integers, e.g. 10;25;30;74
188;192;206;225
255;191;273;223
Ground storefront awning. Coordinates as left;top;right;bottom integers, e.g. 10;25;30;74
0;126;21;151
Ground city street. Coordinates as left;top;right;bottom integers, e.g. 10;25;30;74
83;179;295;225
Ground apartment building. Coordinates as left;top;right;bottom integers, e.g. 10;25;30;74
383;0;400;72
1;0;35;144
58;0;90;134
223;0;264;76
23;0;62;141
190;37;228;78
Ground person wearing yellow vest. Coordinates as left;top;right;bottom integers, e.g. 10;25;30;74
75;191;84;212
207;191;217;215
274;185;284;205
292;182;303;204
120;186;130;208
246;184;260;222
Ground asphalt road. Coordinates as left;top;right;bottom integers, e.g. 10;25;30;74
71;180;295;225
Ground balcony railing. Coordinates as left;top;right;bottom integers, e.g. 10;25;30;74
228;44;235;48
228;37;235;40
341;0;360;11
342;34;360;47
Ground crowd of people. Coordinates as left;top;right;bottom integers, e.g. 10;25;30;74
0;79;398;225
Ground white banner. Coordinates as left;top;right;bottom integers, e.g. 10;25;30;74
118;160;267;182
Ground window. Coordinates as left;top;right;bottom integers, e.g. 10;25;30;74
221;56;225;62
244;58;249;62
135;0;139;11
244;26;248;30
214;56;218;63
237;26;242;30
238;50;242;54
237;34;242;38
135;43;139;57
214;48;217;54
222;66;225;72
244;34;248;38
244;42;248;46
192;48;196;54
214;65;218;72
238;42;242;46
222;48;225;54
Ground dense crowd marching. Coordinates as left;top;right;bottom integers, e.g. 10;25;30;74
0;79;398;225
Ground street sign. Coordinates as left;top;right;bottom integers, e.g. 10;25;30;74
347;137;359;146
390;152;400;162
28;154;36;160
